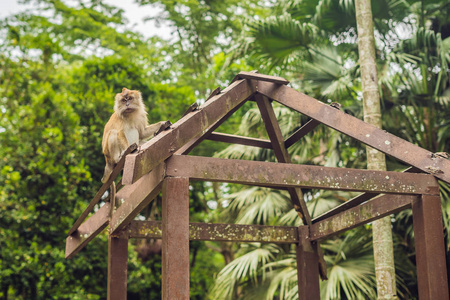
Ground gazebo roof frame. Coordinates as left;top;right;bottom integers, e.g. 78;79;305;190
65;71;450;300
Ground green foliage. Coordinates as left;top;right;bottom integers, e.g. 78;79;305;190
0;0;224;298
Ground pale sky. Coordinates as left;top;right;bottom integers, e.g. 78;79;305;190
0;0;174;40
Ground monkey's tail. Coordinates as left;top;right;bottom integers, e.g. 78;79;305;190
101;163;114;183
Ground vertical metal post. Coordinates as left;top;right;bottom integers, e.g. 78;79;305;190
412;194;449;300
297;226;320;300
162;177;190;300
107;236;128;300
107;181;128;300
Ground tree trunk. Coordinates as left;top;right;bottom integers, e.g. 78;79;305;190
355;1;398;299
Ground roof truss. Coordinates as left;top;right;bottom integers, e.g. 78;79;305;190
66;71;450;299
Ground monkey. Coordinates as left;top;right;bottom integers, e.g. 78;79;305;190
101;87;171;183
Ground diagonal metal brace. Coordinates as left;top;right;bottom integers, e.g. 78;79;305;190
255;94;327;280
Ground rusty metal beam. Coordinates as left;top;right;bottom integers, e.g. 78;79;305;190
255;94;310;222
65;203;110;259
175;100;248;155
297;226;320;300
412;195;449;300
256;95;291;162
284;119;320;148
313;167;429;223
256;82;450;184
310;194;416;241
231;71;289;85
255;94;327;279
206;132;273;149
125;221;299;243
255;95;309;214
123;79;255;184
107;235;128;300
68;144;137;235
313;192;378;223
109;163;165;235
166;155;439;195
162;177;190;300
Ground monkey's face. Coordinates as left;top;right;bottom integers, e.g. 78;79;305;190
114;88;145;116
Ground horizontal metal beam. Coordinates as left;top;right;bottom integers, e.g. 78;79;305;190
257;82;450;184
206;132;273;149
166;155;438;194
110;163;165;235
68;144;137;235
310;194;416;241
122;79;255;184
124;221;299;244
65;203;110;259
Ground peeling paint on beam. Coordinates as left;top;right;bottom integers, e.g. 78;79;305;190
125;221;299;243
122;79;255;184
256;82;450;184
109;163;165;235
65;203;110;259
310;194;416;241
166;155;439;194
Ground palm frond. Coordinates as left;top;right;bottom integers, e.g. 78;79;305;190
231;13;319;71
320;228;377;299
223;187;292;225
265;263;298;300
210;244;280;299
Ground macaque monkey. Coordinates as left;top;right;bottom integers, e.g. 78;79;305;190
101;88;171;183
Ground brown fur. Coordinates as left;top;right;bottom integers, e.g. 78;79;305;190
101;87;170;183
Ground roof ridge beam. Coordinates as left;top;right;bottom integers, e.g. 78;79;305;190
231;71;289;85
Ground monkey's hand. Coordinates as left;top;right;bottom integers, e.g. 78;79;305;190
154;120;172;136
